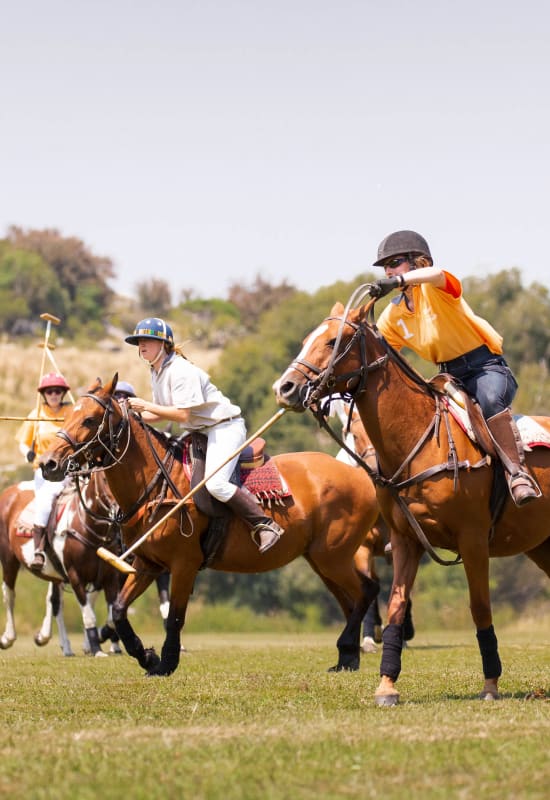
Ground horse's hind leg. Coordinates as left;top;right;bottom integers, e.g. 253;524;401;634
0;579;17;649
306;552;379;672
525;537;550;578
80;589;107;658
36;583;74;656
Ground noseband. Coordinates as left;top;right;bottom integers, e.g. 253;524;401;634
292;313;388;408
57;392;130;474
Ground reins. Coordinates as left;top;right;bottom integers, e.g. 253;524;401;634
304;292;492;567
58;392;185;529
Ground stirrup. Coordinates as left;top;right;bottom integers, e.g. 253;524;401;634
30;551;45;571
508;473;541;507
250;522;284;553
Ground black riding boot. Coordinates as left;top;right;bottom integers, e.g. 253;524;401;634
226;488;284;553
31;524;46;571
487;409;540;507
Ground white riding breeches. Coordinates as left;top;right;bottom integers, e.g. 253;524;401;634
204;417;247;502
33;469;67;526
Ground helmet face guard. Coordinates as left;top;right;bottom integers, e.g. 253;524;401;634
125;317;174;346
373;230;433;266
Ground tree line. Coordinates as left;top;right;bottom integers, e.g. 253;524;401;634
2;227;550;623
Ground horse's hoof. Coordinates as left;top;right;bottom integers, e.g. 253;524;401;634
94;651;108;658
327;662;359;672
0;638;14;650
361;636;377;654
375;692;400;707
479;691;500;701
63;651;75;657
34;634;49;648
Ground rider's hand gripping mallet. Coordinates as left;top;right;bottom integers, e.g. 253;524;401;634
97;408;287;574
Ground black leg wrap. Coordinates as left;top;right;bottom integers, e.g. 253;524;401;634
85;627;102;655
363;598;382;638
115;618;149;668
99;623;119;644
380;623;403;681
476;624;502;679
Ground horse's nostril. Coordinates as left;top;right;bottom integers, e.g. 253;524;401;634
279;381;295;397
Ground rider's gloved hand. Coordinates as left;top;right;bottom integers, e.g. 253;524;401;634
368;275;405;298
26;449;36;463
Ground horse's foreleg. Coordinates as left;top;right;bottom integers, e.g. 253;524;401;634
99;603;123;654
81;590;107;658
113;567;159;672
146;567;198;677
0;580;17;649
375;535;422;707
461;540;501;700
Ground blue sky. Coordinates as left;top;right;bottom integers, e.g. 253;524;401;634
2;1;549;301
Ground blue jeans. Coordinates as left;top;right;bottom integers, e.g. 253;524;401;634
438;345;518;418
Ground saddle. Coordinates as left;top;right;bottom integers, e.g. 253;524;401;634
16;483;77;578
430;374;550;523
181;432;290;568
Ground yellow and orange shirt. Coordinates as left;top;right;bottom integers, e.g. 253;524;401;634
376;271;503;364
16;403;72;469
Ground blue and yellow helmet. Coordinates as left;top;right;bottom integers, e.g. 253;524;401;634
125;318;174;346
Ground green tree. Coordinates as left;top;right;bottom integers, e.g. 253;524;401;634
0;242;68;333
6;226;114;331
136;278;172;317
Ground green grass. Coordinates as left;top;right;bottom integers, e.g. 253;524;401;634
1;629;549;799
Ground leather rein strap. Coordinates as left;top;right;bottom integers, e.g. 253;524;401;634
307;305;490;567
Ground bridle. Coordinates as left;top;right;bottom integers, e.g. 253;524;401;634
292;288;391;408
57;392;131;475
295;287;493;566
56;390;185;529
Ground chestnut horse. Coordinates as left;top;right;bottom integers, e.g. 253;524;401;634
0;472;123;657
324;401;414;652
275;291;550;704
39;375;381;677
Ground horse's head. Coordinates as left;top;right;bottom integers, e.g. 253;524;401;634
40;373;127;480
274;298;379;412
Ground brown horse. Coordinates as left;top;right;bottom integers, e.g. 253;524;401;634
39;374;382;677
326;401;414;652
0;472;123;656
274;293;550;704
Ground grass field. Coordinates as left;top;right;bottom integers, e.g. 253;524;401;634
1;628;549;800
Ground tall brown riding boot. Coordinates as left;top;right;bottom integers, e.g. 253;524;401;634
486;409;541;507
31;524;47;571
226;488;284;553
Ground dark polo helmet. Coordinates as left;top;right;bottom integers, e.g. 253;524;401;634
373;230;433;266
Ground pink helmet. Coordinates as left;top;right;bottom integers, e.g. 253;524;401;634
38;372;70;393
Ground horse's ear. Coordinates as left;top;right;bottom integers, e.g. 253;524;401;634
85;377;103;393
330;302;345;316
356;299;376;323
103;373;118;395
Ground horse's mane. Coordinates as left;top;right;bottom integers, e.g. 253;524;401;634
365;302;437;399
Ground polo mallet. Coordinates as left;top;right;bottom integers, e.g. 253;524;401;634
30;313;61;456
97;408;287;574
0;415;64;422
42;345;76;404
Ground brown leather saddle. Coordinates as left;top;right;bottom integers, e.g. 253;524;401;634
429;374;508;523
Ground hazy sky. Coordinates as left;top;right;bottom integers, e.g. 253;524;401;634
2;1;549;302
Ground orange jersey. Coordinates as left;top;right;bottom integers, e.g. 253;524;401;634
16;402;72;467
376;271;503;364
